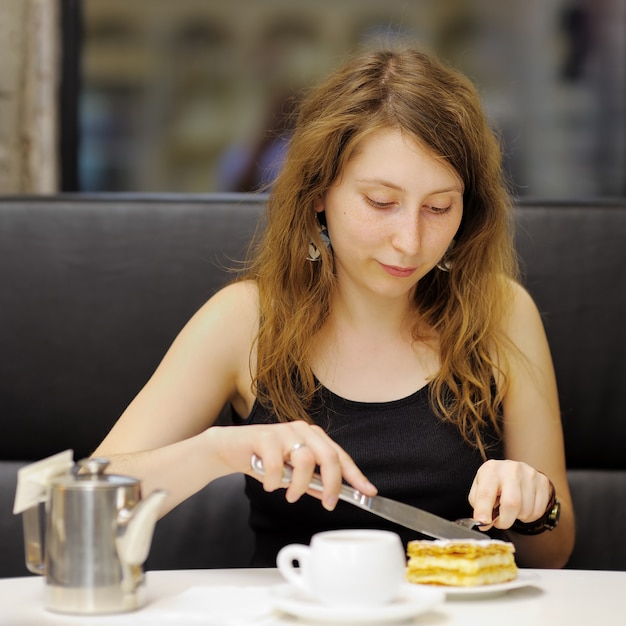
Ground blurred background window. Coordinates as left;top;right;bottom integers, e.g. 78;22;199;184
67;0;625;198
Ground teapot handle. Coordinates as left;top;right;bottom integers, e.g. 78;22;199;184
22;505;45;575
13;450;74;576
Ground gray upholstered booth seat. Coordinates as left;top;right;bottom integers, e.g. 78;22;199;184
0;194;624;576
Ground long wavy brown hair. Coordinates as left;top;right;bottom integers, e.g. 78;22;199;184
241;47;519;455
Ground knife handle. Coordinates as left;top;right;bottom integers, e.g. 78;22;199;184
250;454;372;507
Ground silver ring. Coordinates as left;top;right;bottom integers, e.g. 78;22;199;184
290;442;306;453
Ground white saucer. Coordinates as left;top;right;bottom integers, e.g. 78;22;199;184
431;571;540;599
272;583;445;623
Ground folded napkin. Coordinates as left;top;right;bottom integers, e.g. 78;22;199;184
134;586;277;625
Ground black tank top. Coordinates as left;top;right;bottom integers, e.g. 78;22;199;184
232;382;504;567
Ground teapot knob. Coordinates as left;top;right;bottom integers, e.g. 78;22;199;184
77;457;110;477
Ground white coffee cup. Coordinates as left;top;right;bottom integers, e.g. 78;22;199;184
276;529;406;607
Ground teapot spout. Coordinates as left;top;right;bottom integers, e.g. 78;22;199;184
116;489;167;567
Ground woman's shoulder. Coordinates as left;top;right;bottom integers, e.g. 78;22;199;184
211;279;259;309
202;279;258;309
500;277;549;358
186;279;259;340
504;278;542;324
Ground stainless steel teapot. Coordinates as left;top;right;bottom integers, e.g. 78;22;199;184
13;450;166;615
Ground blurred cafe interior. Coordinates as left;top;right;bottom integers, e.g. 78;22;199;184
0;0;624;198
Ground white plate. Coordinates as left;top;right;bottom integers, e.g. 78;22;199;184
429;571;540;599
272;583;445;623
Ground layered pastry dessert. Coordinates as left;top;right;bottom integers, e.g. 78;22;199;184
406;539;518;586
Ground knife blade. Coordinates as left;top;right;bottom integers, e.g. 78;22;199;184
250;454;485;540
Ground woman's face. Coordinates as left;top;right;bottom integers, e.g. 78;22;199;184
319;127;464;302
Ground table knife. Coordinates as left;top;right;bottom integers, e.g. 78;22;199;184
250;454;484;540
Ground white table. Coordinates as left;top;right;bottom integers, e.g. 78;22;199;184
0;567;624;625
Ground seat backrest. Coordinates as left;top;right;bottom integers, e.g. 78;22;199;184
1;195;625;574
0;194;266;462
514;200;626;471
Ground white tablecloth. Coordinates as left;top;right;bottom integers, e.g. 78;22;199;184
0;567;624;625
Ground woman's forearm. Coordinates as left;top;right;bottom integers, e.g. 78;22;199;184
92;426;229;517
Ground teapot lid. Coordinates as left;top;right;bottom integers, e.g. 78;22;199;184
55;458;139;490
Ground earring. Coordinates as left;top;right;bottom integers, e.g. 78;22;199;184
307;224;331;261
436;257;451;272
436;240;455;272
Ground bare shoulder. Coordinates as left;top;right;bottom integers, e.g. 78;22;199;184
170;279;259;380
502;278;545;339
508;278;537;308
498;277;554;382
191;280;259;334
159;279;259;413
206;279;259;310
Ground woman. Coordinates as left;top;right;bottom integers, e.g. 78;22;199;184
93;48;574;568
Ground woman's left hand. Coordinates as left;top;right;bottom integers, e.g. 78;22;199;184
468;459;553;530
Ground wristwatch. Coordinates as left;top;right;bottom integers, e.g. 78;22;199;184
511;480;561;535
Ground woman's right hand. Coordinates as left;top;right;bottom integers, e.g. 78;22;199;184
209;421;377;511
